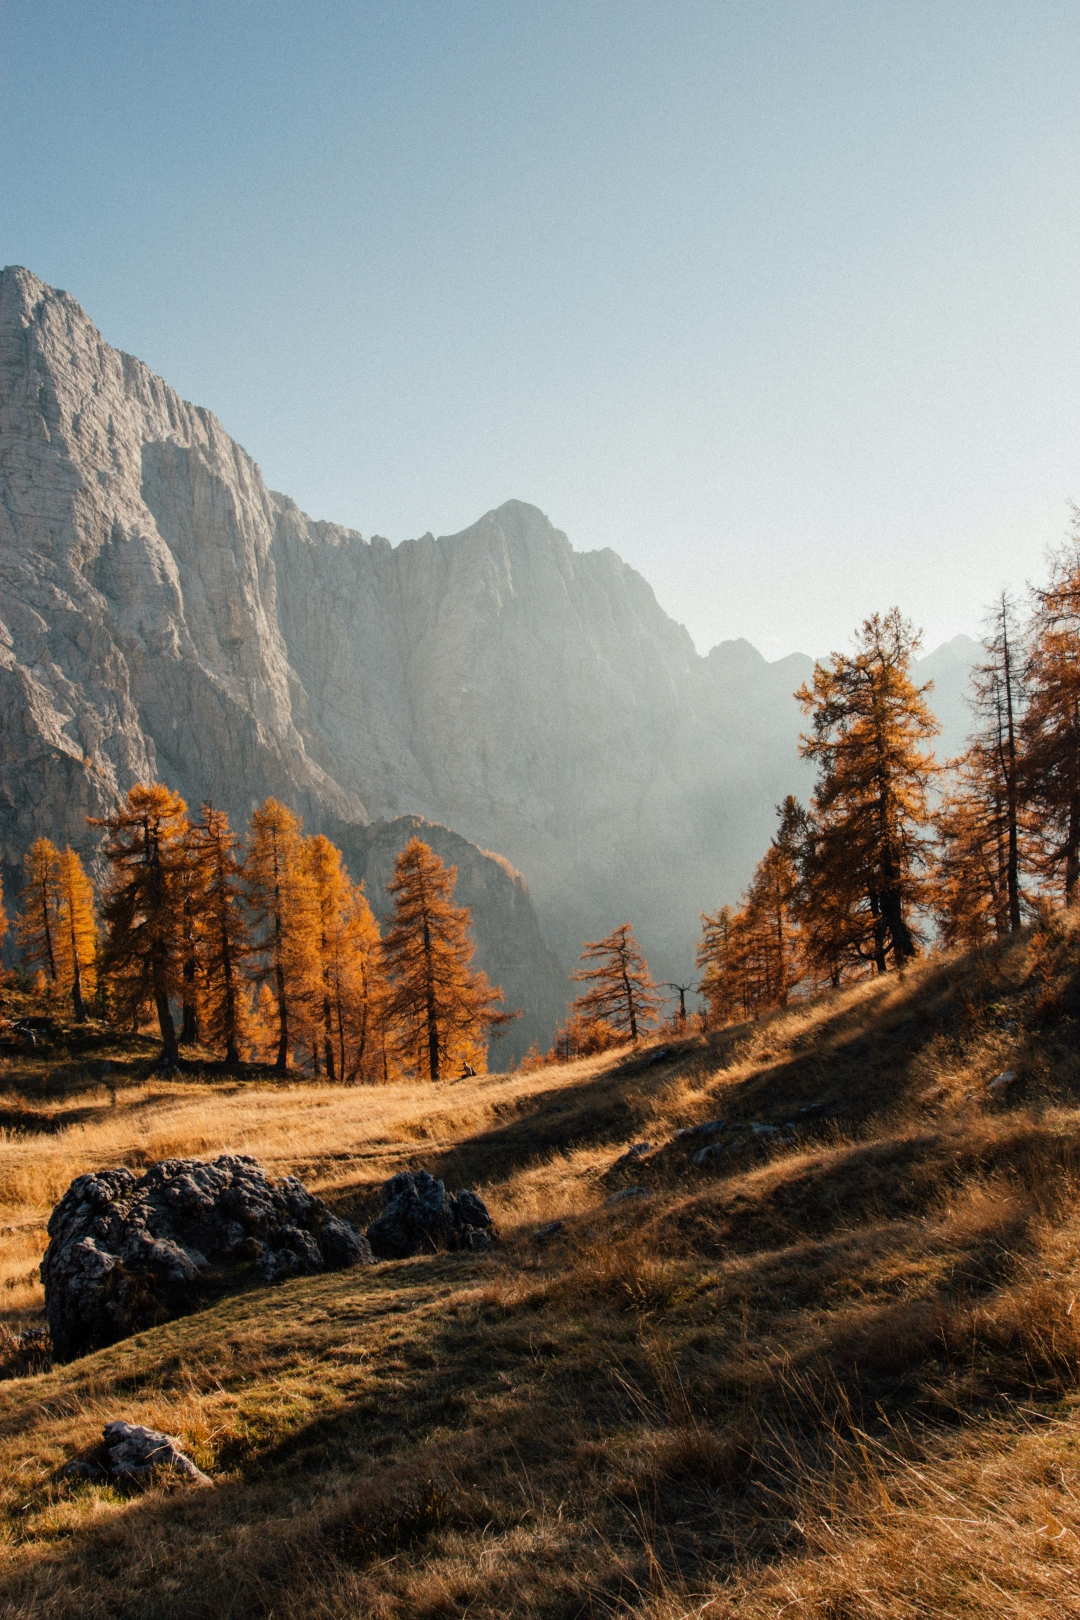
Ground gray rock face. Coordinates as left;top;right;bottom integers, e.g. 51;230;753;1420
365;1170;496;1259
0;266;562;1059
40;1153;372;1360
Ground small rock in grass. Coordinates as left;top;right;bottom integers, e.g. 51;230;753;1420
610;1141;653;1170
532;1221;565;1245
674;1119;725;1141
606;1186;648;1205
103;1421;210;1485
987;1070;1018;1091
692;1143;727;1167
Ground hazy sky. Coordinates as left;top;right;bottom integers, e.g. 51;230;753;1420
3;2;1079;659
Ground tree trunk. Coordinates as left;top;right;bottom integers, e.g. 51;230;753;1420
274;957;289;1070
69;916;87;1023
155;987;178;1066
423;916;440;1081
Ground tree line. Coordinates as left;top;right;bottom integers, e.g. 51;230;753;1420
0;787;511;1080
696;535;1080;1026
4;534;1077;1072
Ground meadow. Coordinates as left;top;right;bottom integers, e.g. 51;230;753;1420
1;919;1079;1617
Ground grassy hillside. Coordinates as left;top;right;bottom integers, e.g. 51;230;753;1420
2;919;1080;1617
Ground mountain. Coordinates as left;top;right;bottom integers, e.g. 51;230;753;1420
0;266;978;1045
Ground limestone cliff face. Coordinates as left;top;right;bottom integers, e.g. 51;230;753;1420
272;499;817;977
0;267;561;1058
0;263;361;873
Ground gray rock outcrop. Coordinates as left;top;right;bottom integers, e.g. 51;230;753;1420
365;1170;496;1259
41;1153;372;1360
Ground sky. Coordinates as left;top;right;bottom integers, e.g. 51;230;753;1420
3;1;1079;660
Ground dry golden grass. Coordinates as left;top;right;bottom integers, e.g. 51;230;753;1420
2;920;1080;1616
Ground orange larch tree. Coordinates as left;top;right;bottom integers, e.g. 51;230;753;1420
1021;536;1080;904
381;836;513;1081
796;609;939;975
93;783;190;1065
55;848;97;1022
189;804;249;1063
244;799;317;1071
569;922;662;1044
16;838;63;990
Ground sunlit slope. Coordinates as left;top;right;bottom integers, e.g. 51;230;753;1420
2;921;1080;1617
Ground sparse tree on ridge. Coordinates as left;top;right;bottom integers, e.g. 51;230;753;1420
934;593;1027;946
189;804;249;1063
1021;535;1080;904
569;922;662;1044
796;610;939;975
93;783;190;1066
16;838;62;989
245;798;317;1072
381;836;513;1081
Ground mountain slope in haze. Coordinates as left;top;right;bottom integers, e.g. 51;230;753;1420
0;265;979;1040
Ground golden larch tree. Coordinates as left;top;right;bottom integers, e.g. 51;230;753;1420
1021;536;1080;904
796;609;939;975
331;879;389;1083
189;804;249;1063
696;802;807;1027
569;922;662;1043
381;836;512;1081
17;839;62;989
55;848;97;1022
307;833;351;1079
244;798;317;1071
93;783;190;1065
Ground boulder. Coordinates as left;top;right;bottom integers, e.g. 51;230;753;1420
365;1170;496;1259
41;1154;373;1360
64;1421;210;1486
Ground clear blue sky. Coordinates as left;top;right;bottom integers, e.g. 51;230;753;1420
3;1;1079;658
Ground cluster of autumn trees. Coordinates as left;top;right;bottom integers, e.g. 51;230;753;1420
696;535;1080;1027
1;788;511;1080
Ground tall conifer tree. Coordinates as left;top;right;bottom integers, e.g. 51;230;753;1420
1021;536;1080;904
55;848;97;1022
17;839;62;989
796;610;938;975
190;804;249;1063
569;923;661;1043
93;784;190;1065
245;799;317;1071
381;837;511;1081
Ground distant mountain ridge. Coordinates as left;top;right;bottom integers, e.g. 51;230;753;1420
0;266;977;1043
